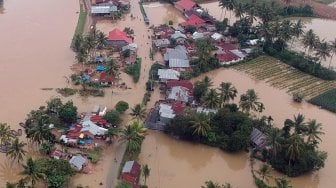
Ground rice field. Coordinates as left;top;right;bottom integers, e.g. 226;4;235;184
233;56;336;100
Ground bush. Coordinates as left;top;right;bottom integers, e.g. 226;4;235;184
309;89;336;112
87;149;101;164
149;63;164;80
292;93;304;103
168;20;173;25
142;92;151;106
125;58;141;83
104;110;122;126
115;101;129;113
146;80;155;91
56;88;77;97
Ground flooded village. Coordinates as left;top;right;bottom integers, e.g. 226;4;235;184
1;0;336;187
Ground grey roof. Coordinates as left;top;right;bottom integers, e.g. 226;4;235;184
192;32;204;40
169;59;190;68
167;86;190;102
153;39;170;47
171;31;187;40
250;128;266;149
196;107;218;115
69;155;86;170
158;69;180;80
122;161;135;173
211;33;223;40
229;49;246;59
91;5;118;14
122;43;137;52
164;45;188;61
242;48;252;54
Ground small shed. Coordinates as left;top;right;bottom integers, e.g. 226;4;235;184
121;161;141;186
250;128;266;150
69;155;87;171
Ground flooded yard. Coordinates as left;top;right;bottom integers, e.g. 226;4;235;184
199;1;238;24
143;2;186;26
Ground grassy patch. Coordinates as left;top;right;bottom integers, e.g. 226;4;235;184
87;148;101;164
71;4;87;47
125;58;141;83
309;89;336;112
56;88;78;97
78;88;105;97
316;0;336;4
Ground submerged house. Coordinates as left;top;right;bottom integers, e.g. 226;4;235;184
69;155;87;171
121;161;141;187
91;5;118;17
250;128;266;150
107;28;133;49
181;14;205;28
158;69;180;82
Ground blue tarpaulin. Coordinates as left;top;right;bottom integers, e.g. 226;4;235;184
87;139;92;144
79;140;85;145
96;65;106;71
83;75;90;82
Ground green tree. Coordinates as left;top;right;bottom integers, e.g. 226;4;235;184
265;128;283;158
5;182;16;188
96;31;107;49
130;104;147;120
116;181;132;188
142;164;150;185
257;164;272;182
218;82;237;106
20;158;44;187
275;177;293;188
39;143;54;155
115;101;129;113
26;116;53;145
0;123;14;145
105;127;120;144
195;39;214;70
104;110;122;126
59;101;77;123
202;88;220;109
234;3;246;19
106;59;120;76
286;134;304;167
191;113;211;137
291;19;305;47
239;89;264;113
329;38;336;68
72;34;83;52
6;138;26;163
304;119;324;144
120;121;147;155
283;114;306;135
301;29;318;56
46;97;63;115
315;39;331;64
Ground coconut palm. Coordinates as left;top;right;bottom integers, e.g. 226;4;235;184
105;58;120;76
257;164;272;182
329;38;336;68
279;20;293;51
130;104;147;120
191;113;211;137
202;180;222;188
26;116;52;145
239;89;263;113
20;158;44;187
284;114;306;135
96;31;108;49
257;3;275;24
246;4;257;24
315;39;331;64
304;119;324;144
0;123;14;145
286;134;304;167
291;19;305;47
120;121;147;154
265;128;283;158
275;177;293;188
72;34;83;52
6;138;26;163
83;34;97;61
142;164;150;185
234;3;246;19
301;29;318;56
105;127;120;144
218;82;238;106
202;76;213;89
75;47;88;64
202;89;220;109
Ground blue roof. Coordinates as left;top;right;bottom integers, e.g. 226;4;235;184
96;65;106;71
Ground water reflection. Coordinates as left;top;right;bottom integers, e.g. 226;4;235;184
0;0;4;14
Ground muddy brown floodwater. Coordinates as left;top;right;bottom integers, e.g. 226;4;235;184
140;68;336;188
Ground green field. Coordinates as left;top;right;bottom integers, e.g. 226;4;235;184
71;4;87;47
233;56;336;100
309;89;336;112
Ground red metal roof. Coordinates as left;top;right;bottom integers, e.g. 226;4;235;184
108;28;132;43
181;14;205;27
171;102;186;115
121;161;141;185
176;0;196;11
216;52;239;62
167;80;193;91
99;73;114;83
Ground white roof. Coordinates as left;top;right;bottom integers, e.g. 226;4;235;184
168;86;190;102
158;69;180;80
81;120;107;135
122;161;135;173
169;59;190;68
159;104;176;119
196;107;218;114
153;39;170;47
69;155;86;170
122;43;138;51
91;6;118;14
192;32;204;40
230;49;246;59
242;48;252;54
211;33;223;40
60;135;77;143
164;45;188;61
171;31;187;40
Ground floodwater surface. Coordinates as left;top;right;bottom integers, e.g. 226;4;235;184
143;2;185;26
